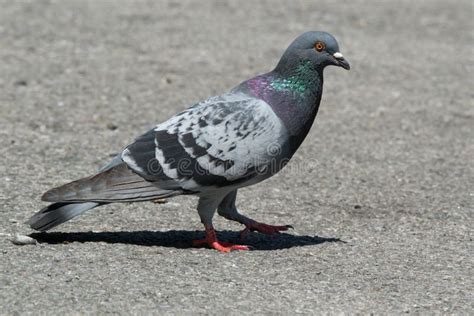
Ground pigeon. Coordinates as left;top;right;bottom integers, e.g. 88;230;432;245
27;31;349;252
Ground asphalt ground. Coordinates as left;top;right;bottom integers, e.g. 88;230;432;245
0;0;472;314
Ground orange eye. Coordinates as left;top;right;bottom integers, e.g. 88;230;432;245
314;41;325;52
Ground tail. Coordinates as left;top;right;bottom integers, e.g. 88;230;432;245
27;163;181;231
26;202;100;231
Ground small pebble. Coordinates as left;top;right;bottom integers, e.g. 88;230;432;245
152;198;168;204
106;123;118;130
10;234;37;246
14;80;28;86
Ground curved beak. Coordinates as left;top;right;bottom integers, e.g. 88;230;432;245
333;52;350;70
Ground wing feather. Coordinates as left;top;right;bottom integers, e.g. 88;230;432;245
121;92;287;192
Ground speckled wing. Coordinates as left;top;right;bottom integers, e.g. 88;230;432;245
121;92;287;192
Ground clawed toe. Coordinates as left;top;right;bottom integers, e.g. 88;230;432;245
240;220;293;239
193;225;251;252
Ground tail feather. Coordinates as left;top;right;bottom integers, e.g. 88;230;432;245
42;163;179;203
26;202;100;231
28;163;182;231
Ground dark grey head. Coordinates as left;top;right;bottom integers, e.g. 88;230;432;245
276;31;350;73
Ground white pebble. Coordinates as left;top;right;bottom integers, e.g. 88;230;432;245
10;234;37;246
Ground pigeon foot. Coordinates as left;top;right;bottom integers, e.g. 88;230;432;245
240;220;293;239
193;225;250;252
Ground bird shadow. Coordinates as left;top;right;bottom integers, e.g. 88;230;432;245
30;230;345;251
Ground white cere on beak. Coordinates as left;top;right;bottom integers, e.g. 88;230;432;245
333;52;344;59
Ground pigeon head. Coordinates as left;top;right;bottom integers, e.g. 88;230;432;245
275;31;350;74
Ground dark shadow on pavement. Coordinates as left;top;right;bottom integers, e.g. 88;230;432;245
30;230;345;251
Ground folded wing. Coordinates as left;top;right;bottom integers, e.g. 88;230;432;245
122;92;286;192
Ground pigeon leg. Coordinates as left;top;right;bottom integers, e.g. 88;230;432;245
192;225;250;252
193;195;250;252
217;190;292;240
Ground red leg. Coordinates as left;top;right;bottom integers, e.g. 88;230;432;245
240;219;293;240
193;225;251;252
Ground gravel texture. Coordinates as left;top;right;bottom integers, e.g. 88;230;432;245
0;0;472;314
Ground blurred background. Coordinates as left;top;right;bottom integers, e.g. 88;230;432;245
0;0;472;314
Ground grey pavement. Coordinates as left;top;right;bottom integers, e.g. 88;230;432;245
0;0;472;314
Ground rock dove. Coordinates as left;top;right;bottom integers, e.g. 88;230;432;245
27;31;349;252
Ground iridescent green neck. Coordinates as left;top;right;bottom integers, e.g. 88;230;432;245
270;61;319;96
